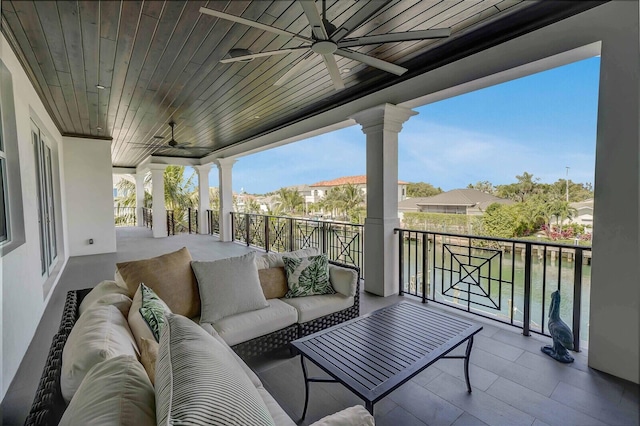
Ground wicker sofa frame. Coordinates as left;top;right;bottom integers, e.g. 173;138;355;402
25;261;360;426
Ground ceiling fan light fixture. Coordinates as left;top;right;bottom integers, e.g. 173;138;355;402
228;49;255;62
341;68;351;74
95;84;105;90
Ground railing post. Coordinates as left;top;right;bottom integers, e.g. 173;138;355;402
422;232;427;304
194;209;198;234
288;217;294;251
523;243;532;337
188;208;192;234
245;214;250;246
572;247;583;352
398;230;404;296
321;221;327;254
231;213;235;241
167;211;170;236
265;216;270;252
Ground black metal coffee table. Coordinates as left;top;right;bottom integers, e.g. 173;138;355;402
291;302;483;419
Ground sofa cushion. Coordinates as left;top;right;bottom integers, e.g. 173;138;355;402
156;313;275;426
284;254;335;298
310;405;375;426
116;247;200;318
128;283;171;349
257;385;296;426
281;294;354;323
61;305;138;402
329;264;358;297
192;252;269;324
139;338;159;385
258;267;288;299
263;247;320;268
210;298;298;347
82;293;132;317
78;280;131;316
59;355;155;426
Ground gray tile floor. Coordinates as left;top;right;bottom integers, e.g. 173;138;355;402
2;227;639;426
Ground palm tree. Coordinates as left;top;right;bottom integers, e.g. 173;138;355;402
273;187;304;215
320;184;365;221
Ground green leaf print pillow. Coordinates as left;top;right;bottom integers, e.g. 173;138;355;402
283;254;335;298
139;283;167;342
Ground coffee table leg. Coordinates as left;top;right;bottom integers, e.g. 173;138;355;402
365;401;374;415
464;336;474;393
301;356;310;421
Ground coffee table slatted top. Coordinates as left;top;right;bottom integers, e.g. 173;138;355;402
292;302;483;404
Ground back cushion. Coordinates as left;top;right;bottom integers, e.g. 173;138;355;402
78;280;131;316
263;247;320;268
59;355;155;426
116;247;200;317
257;267;288;299
61;305;138;402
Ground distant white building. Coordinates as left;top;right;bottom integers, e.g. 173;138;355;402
308;175;408;203
568;199;594;229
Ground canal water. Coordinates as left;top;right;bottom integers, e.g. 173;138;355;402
402;238;591;346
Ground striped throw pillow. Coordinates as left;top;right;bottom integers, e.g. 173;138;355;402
155;313;275;426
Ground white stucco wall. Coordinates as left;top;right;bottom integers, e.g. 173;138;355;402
62;137;116;256
0;34;67;398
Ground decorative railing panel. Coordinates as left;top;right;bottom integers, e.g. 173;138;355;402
231;213;363;272
166;210;175;236
206;209;220;235
187;208;198;234
142;207;152;229
396;228;591;351
114;206;136;227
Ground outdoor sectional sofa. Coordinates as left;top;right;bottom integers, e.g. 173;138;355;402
25;247;366;425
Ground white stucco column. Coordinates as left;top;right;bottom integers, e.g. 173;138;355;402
352;104;417;296
149;164;167;238
135;171;146;227
216;158;236;242
194;164;212;234
588;2;639;384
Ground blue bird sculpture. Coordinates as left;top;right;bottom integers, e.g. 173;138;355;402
541;290;574;363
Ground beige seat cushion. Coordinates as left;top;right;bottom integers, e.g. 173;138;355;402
210;299;298;347
59;355;155;426
139;338;159;385
281;294;354;323
116;247;200;318
258;267;288;299
61;305;138;402
79;280;131;316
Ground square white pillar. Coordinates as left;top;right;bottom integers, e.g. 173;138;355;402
149;164;167;238
216;158;236;242
195;164;212;234
352;104;417;297
135;171;146;227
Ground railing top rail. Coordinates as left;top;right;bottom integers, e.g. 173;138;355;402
231;211;364;227
394;227;591;250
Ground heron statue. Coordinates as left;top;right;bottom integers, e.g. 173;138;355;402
541;290;575;363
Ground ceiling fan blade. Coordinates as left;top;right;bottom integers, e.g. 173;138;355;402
220;47;309;64
329;1;389;42
339;28;452;48
299;1;328;40
322;53;345;90
336;48;407;76
199;7;311;43
274;52;315;86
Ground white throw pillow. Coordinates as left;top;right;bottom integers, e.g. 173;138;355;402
155;313;275;426
310;405;375;426
59;355;155;426
83;293;132;317
78;280;131;316
114;269;128;289
61;305;138;402
128;283;171;349
192;252;268;324
263;247;320;268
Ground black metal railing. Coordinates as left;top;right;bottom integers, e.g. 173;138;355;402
166;210;175;236
142;207;152;229
231;213;364;272
396;228;592;351
114;206;136;227
187;208;198;234
206;209;220;235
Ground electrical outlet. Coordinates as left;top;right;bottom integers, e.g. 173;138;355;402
89;238;94;245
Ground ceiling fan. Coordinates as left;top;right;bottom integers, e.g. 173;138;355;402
199;0;451;91
130;121;210;154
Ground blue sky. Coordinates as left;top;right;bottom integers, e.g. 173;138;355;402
204;57;600;194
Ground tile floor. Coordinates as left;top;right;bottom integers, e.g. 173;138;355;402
2;227;638;426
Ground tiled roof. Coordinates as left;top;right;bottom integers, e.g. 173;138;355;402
398;189;512;210
310;175;408;187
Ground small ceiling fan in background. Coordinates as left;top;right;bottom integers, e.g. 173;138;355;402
199;0;451;91
130;121;211;154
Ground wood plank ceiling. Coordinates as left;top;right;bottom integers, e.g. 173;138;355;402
1;0;603;167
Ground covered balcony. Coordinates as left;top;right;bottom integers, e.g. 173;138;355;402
0;1;638;425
